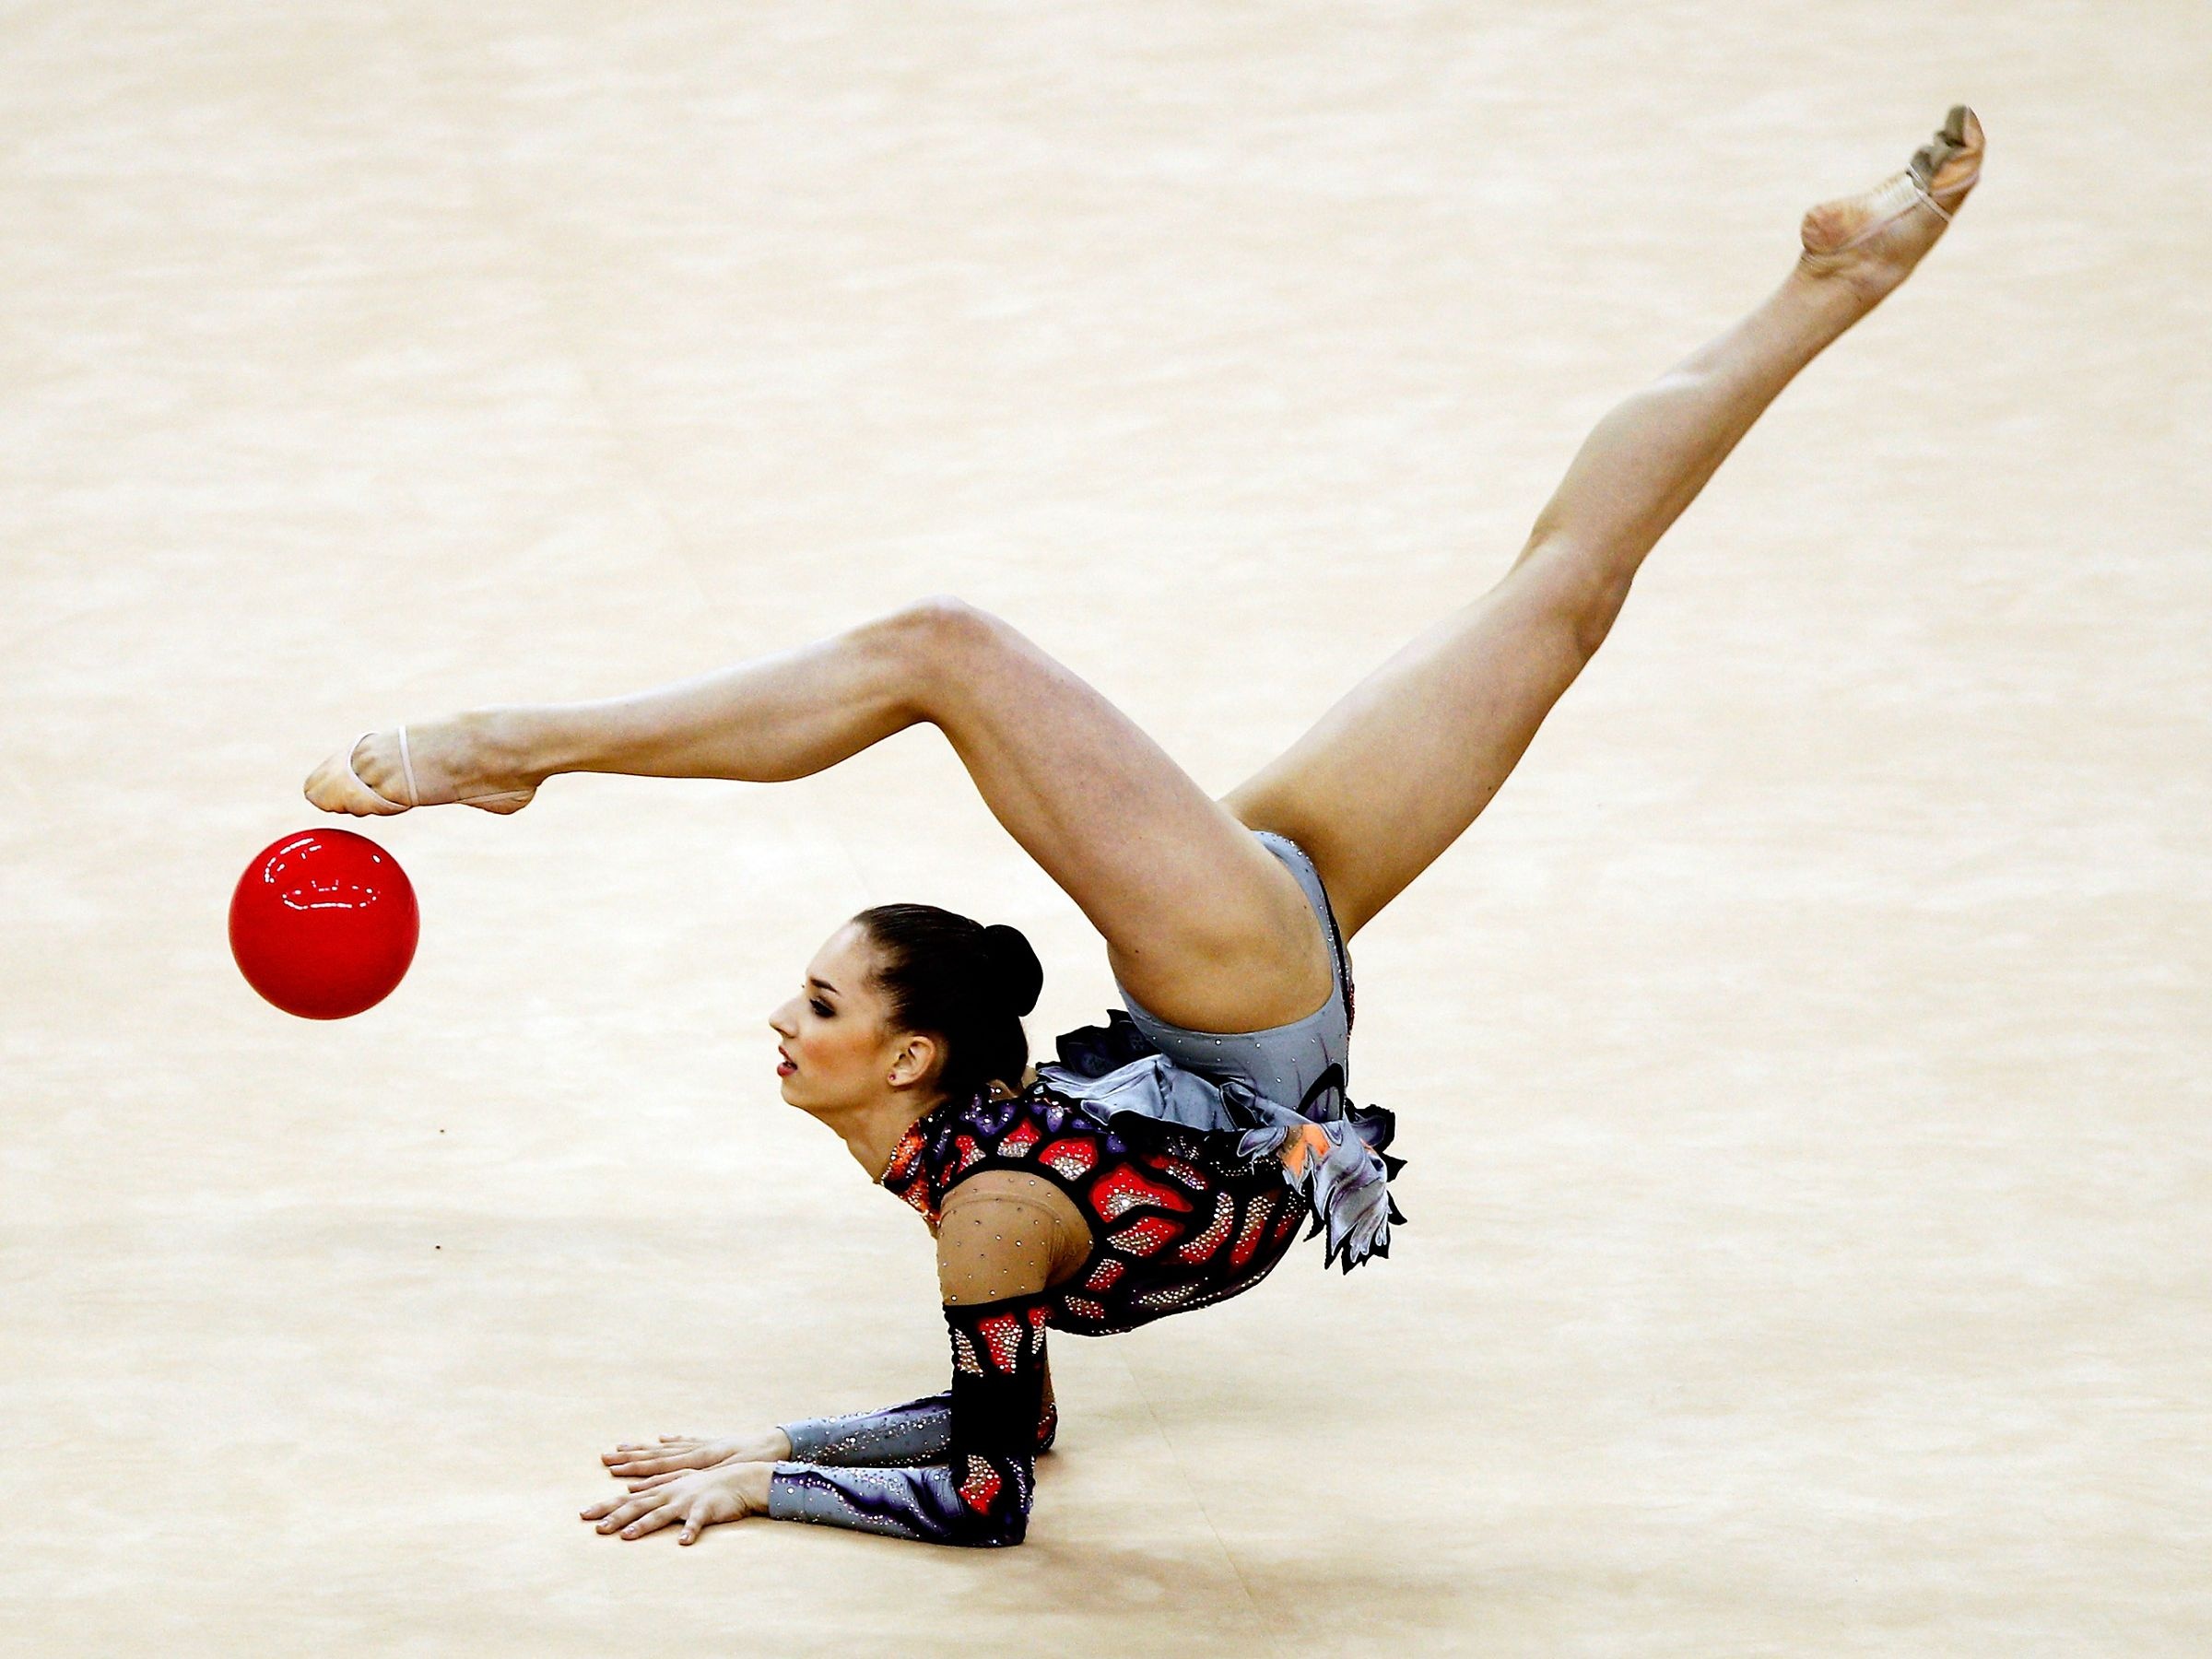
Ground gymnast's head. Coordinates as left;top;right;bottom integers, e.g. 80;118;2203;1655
769;903;1044;1131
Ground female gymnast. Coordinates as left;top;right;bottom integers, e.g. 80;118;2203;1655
306;108;1983;1548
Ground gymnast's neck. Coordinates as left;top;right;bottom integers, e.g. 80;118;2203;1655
804;1088;944;1185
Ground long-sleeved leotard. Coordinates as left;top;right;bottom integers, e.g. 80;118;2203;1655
765;998;1406;1547
779;1385;1055;1465
770;1291;1053;1547
768;1181;1068;1547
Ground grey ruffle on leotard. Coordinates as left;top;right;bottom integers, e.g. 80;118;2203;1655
1032;830;1406;1272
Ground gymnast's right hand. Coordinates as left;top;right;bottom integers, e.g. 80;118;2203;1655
601;1429;792;1478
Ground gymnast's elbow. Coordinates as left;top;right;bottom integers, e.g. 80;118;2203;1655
939;1460;1035;1547
952;1512;1030;1548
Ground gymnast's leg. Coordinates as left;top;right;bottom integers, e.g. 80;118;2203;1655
1222;109;1984;940
305;598;1334;1033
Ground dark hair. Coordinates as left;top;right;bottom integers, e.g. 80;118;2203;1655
853;903;1044;1105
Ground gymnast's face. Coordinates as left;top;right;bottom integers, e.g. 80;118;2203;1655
768;922;941;1114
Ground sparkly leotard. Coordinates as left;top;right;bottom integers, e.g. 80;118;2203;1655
883;1054;1318;1334
768;831;1407;1547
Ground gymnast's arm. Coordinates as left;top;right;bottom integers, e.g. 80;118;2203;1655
765;1176;1075;1547
774;1362;1058;1465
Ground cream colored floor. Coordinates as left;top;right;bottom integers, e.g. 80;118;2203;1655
5;4;2207;1653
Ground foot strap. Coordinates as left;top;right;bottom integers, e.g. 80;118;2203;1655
344;729;414;811
1909;107;1980;223
1834;163;1974;253
397;725;421;808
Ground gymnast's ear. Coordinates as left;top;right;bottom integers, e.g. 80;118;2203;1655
884;1029;945;1091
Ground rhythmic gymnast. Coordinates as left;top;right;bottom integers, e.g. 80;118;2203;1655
306;109;1983;1548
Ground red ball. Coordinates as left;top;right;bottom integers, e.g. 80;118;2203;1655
229;829;419;1019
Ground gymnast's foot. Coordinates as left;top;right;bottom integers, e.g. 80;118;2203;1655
1797;105;1983;304
303;712;542;816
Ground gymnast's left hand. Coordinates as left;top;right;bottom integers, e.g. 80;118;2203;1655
581;1461;773;1545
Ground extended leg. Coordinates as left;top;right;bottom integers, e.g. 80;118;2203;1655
308;599;1334;1032
1224;110;1983;939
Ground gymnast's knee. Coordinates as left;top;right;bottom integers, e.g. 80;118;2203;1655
1513;536;1634;660
1568;571;1633;658
865;593;999;663
888;593;1003;644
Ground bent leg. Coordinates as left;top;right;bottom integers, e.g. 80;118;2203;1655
467;599;1334;1032
1224;267;1874;939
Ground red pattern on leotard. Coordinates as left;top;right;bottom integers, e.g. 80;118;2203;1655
881;1079;1310;1337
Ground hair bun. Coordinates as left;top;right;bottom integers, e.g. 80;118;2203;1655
979;924;1043;1018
